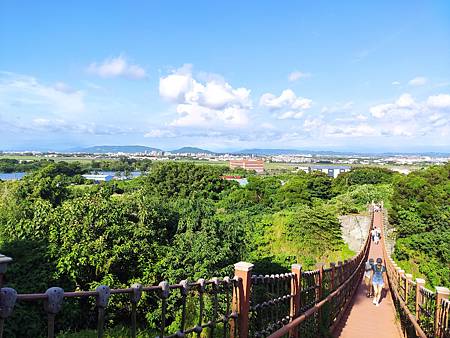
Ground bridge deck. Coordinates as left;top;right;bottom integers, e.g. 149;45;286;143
333;212;402;338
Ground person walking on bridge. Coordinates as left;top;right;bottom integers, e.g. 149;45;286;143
374;227;381;245
364;258;374;297
371;227;378;242
372;257;387;306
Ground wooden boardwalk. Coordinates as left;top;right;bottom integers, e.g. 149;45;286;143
333;212;402;338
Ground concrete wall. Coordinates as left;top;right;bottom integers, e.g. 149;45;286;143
339;214;371;252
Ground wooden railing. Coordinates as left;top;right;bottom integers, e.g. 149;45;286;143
381;210;450;338
244;209;373;338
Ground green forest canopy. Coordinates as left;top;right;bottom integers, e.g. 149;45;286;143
0;162;448;337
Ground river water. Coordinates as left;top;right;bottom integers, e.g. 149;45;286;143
0;171;142;181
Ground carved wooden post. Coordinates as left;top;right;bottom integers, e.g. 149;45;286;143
232;262;254;338
330;262;336;292
434;286;450;337
290;264;302;338
0;255;12;288
415;278;426;321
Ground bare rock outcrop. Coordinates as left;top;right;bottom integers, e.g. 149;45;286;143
339;214;371;252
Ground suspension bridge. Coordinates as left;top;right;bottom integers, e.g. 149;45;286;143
0;205;449;337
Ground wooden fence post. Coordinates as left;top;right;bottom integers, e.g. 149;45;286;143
434;286;450;337
343;260;349;280
232;262;254;338
337;261;343;288
405;273;412;303
415;278;425;321
316;263;325;302
330;262;336;292
397;268;405;299
290;264;302;338
316;262;325;332
0;255;12;288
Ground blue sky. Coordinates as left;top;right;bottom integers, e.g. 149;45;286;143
1;1;450;152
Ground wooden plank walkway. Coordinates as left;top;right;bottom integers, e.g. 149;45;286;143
333;212;402;338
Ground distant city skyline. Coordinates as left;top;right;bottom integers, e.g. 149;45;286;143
1;1;450;152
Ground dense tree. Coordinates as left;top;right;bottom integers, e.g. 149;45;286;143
332;166;396;193
390;163;450;287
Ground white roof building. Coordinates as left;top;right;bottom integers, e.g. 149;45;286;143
82;174;114;182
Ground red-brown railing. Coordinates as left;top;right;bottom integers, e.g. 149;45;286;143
381;209;450;338
234;209;373;338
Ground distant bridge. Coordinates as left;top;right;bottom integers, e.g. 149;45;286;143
0;205;449;338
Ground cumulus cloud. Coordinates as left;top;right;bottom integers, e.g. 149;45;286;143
427;94;450;108
159;65;252;127
288;71;310;82
368;92;450;138
395;93;415;108
370;93;417;119
87;55;147;79
260;89;312;110
408;76;427;86
391;81;401;86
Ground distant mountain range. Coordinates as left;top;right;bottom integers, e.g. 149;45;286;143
170;147;215;154
53;145;450;156
75;145;215;154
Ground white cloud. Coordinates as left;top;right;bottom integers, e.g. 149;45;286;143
171;104;249;127
303;118;323;131
355;114;368;121
144;129;176;138
370;103;395;118
395;93;415;108
370;93;417;119
0;72;85;114
385;125;414;137
259;89;312;111
288;71;310;82
408;76;427;86
159;65;252;127
392;81;401;85
278;111;304;120
367;92;450;138
87;55;147;79
28;118;135;135
321;101;354;114
53;82;76;94
327;124;378;137
427;94;450;109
